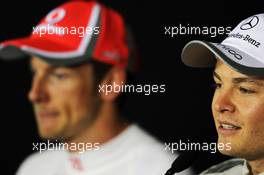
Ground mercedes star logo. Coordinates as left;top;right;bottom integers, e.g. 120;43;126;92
240;16;259;30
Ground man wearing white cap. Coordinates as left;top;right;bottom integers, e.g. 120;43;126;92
0;1;191;175
182;14;264;175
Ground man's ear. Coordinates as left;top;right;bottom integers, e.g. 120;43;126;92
99;67;126;102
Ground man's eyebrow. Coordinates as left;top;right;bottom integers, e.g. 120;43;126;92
232;77;264;86
213;72;221;81
213;71;264;86
28;64;55;73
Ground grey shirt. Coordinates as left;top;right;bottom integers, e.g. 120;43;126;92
200;158;264;175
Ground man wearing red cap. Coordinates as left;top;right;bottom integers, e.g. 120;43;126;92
0;1;191;175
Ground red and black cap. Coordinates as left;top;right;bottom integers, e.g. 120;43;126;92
0;1;139;72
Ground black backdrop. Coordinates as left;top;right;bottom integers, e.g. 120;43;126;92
1;0;264;174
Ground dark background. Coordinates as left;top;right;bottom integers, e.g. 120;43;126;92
1;0;264;174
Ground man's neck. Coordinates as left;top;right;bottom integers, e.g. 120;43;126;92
66;103;130;152
248;159;264;175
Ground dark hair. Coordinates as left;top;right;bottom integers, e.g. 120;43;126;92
91;60;112;87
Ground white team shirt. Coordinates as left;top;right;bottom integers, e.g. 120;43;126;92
200;158;264;175
16;124;192;175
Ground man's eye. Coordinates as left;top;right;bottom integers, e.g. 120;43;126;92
52;73;68;80
212;83;221;89
239;87;255;94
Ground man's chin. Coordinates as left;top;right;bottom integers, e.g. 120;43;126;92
217;139;241;157
39;132;59;140
218;148;235;156
38;127;65;140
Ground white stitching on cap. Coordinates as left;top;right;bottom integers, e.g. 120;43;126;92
20;4;101;59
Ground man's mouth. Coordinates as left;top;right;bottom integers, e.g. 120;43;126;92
37;110;59;119
218;121;242;135
220;123;241;130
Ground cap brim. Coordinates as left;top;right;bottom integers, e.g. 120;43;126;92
181;40;264;76
0;37;95;67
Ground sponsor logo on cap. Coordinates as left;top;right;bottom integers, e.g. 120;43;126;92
227;33;261;48
45;8;66;24
217;43;243;60
33;8;67;36
240;16;259;30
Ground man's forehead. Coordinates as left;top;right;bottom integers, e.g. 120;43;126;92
30;56;93;75
214;60;245;78
213;61;264;85
30;56;55;70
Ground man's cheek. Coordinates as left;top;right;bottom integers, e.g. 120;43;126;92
249;117;264;137
246;107;264;125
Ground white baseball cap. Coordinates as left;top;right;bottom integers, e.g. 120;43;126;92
181;14;264;76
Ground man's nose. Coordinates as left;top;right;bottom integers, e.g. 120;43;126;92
213;90;235;114
28;77;48;103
